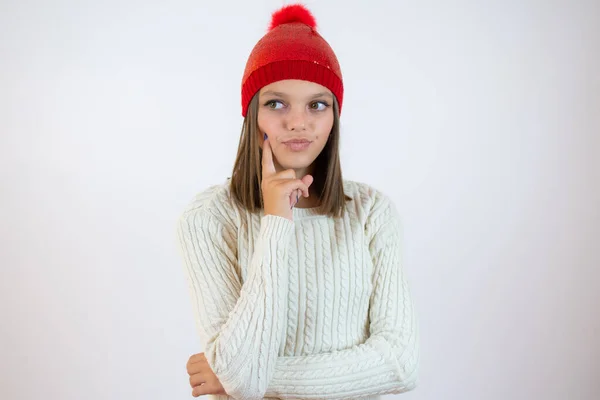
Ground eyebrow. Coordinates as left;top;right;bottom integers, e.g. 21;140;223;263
261;90;333;100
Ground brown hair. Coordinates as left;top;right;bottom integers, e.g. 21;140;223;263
229;93;352;218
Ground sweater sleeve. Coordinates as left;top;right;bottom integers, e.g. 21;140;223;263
263;193;420;400
177;208;294;400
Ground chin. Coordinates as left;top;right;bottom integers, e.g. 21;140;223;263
276;153;315;168
280;162;311;170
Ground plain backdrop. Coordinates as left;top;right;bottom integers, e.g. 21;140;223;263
1;0;599;399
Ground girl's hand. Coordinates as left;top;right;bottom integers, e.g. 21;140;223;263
262;134;313;220
186;352;226;397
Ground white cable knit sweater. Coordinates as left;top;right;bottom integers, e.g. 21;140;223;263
176;179;419;400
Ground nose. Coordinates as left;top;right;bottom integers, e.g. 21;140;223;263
285;109;307;131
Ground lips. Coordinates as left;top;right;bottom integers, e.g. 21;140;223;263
283;140;311;151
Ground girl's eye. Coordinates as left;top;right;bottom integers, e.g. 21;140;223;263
265;100;284;110
310;101;329;111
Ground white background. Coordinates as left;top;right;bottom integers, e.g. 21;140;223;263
1;0;599;399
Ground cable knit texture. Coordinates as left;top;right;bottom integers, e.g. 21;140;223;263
176;179;419;400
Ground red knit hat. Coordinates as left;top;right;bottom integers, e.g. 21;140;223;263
241;4;344;117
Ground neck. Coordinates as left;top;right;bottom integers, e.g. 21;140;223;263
295;192;320;208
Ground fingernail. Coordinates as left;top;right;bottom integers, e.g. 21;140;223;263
264;133;268;140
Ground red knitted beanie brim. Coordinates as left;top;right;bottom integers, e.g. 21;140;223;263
241;4;344;117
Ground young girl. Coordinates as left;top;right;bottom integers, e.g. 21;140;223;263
177;4;419;399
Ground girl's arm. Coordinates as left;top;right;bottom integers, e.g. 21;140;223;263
264;193;420;400
177;209;293;400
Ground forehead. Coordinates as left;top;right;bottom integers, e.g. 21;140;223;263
259;79;332;97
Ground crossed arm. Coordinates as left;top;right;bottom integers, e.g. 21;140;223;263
177;198;419;400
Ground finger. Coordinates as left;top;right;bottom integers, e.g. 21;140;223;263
187;353;206;375
268;180;303;209
301;175;314;197
276;179;309;197
290;189;299;208
192;382;218;397
191;383;205;397
187;361;203;375
271;178;309;196
187;354;203;372
290;176;313;200
292;188;302;208
261;134;277;179
188;353;205;364
189;373;207;388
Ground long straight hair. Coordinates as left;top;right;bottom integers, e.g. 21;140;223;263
229;93;351;218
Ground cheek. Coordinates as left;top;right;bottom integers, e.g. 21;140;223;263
257;112;265;131
258;109;278;128
257;112;270;139
315;114;334;140
257;113;282;145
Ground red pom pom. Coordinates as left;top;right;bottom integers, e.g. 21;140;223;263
268;4;317;31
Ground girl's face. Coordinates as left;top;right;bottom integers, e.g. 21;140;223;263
257;79;334;174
